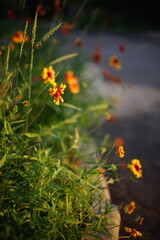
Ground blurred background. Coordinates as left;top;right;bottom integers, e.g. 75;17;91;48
0;0;160;239
0;0;160;32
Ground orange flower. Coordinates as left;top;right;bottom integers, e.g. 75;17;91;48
109;56;122;70
37;5;46;16
61;23;74;35
65;70;74;80
0;50;3;56
127;159;142;178
110;76;122;84
73;38;83;47
67;77;80;94
41;66;55;85
49;83;66;105
103;69;111;80
97;167;106;173
91;45;102;64
9;43;15;50
119;43;126;53
114;137;125;148
65;71;80;94
124;227;142;237
117;146;125;158
124;201;136;214
12;31;29;43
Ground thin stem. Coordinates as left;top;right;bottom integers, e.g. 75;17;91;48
119;236;131;239
25;12;38;132
27;95;49;129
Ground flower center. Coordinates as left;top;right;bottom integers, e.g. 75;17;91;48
113;58;118;64
47;71;52;78
134;163;140;172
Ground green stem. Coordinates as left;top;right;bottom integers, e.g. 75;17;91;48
25;11;38;132
66;193;69;215
27;95;49;129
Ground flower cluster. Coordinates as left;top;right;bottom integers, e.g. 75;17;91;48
41;66;66;105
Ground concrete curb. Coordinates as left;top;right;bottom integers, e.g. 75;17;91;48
84;174;121;240
81;160;121;240
87;175;121;240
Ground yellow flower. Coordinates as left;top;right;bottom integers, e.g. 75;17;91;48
127;159;142;178
12;31;29;43
49;83;66;105
124;201;136;214
124;227;142;237
109;56;122;70
117;146;125;158
41;66;55;85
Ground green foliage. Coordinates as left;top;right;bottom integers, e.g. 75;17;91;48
0;12;116;240
0;151;111;240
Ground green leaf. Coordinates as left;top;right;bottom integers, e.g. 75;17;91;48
24;133;41;138
4;119;13;134
12;119;25;124
85;233;103;240
13;105;18;114
63;103;82;111
103;228;113;237
23;155;38;160
0;154;6;168
65;219;82;224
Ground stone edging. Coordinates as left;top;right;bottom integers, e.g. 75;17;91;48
83;174;121;240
